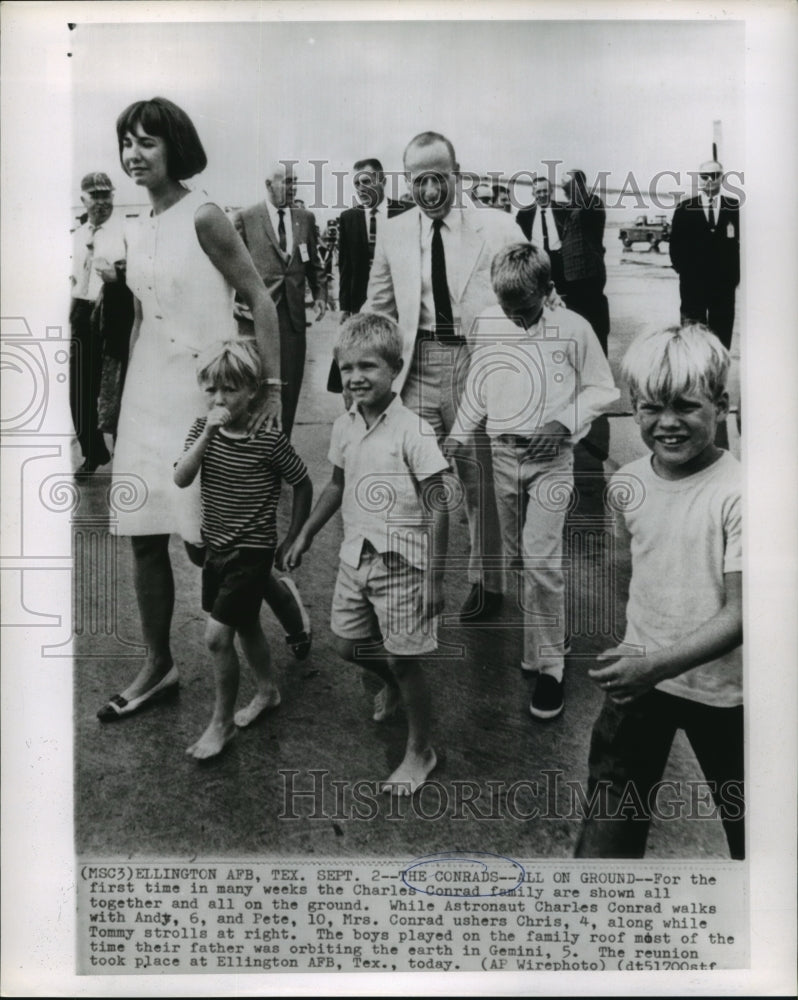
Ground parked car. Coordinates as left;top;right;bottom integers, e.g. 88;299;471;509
619;214;671;250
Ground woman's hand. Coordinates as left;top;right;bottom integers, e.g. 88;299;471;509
247;385;282;435
194;204;283;418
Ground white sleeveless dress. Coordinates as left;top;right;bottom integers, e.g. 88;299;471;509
111;188;237;542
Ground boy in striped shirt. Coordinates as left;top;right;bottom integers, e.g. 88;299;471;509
175;339;312;759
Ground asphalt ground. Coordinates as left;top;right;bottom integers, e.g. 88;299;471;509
74;236;741;859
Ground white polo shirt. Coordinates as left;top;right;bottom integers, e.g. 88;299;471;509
329;394;449;570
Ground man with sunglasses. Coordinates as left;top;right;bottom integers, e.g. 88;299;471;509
669;159;741;350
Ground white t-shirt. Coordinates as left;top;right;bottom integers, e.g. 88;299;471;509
612;450;742;708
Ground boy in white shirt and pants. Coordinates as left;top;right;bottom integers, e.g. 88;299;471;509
447;243;618;719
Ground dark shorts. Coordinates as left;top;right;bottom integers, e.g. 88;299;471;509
201;546;275;628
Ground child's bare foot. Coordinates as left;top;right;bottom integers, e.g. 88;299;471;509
381;747;437;796
234;687;281;727
372;684;402;722
186;721;237;759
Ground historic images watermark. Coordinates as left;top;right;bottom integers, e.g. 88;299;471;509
272;159;745;213
278;769;745;825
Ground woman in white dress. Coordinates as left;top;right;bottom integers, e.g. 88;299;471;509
98;97;286;721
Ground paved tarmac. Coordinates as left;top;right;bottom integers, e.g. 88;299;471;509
74;238;740;860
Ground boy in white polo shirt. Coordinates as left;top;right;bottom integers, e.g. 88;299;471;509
447;242;618;719
286;313;449;795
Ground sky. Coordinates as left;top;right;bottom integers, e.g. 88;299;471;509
71;18;745;217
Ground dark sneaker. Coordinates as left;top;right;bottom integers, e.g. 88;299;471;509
529;674;564;720
278;577;312;660
74;446;112;479
458;583;503;624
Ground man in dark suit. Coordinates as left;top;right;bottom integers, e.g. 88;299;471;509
559;168;610;355
338;158;408;319
669;159;740;349
516;176;568;294
234;160;326;438
327;158;408;393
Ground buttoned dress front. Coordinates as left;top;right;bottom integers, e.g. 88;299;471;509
112;188;237;542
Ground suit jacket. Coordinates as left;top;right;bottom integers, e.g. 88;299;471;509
669;195;740;289
365;204;525;392
515;202;567;244
559;198;607;283
234;201;324;335
338;199;408;313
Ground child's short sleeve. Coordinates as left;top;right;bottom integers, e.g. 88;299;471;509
402;418;450;483
269;431;309;487
328;414;346;470
180;417;206;456
723;490;742;574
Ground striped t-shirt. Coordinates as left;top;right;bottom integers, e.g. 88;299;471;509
182;418;308;549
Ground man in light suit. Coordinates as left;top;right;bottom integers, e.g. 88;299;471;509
366;131;523;623
235;160;327;438
669;159;740;350
327;157;409;394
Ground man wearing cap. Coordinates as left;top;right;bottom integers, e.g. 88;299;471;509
70;172;127;475
669;160;740;349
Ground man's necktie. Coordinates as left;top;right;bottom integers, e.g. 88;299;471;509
540;209;550;252
368;208;377;262
707;200;716;231
277;208;287;252
431;219;454;337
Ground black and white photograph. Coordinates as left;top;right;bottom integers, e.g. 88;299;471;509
1;1;796;995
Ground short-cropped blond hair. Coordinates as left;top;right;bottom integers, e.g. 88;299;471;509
622;325;730;404
334;312;403;370
196;338;261;390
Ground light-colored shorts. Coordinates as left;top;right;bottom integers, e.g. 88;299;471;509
330;544;437;657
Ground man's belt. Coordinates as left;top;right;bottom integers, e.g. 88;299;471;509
416;327;464;346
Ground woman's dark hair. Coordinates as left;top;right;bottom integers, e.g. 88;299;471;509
116;97;207;180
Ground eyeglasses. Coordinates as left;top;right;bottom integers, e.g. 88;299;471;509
699;173;721;181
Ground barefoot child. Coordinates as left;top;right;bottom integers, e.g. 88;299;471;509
174;339;312;759
285;313;449;794
576;325;743;858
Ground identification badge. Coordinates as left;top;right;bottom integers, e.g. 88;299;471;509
726;223;735;239
299;242;310;262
